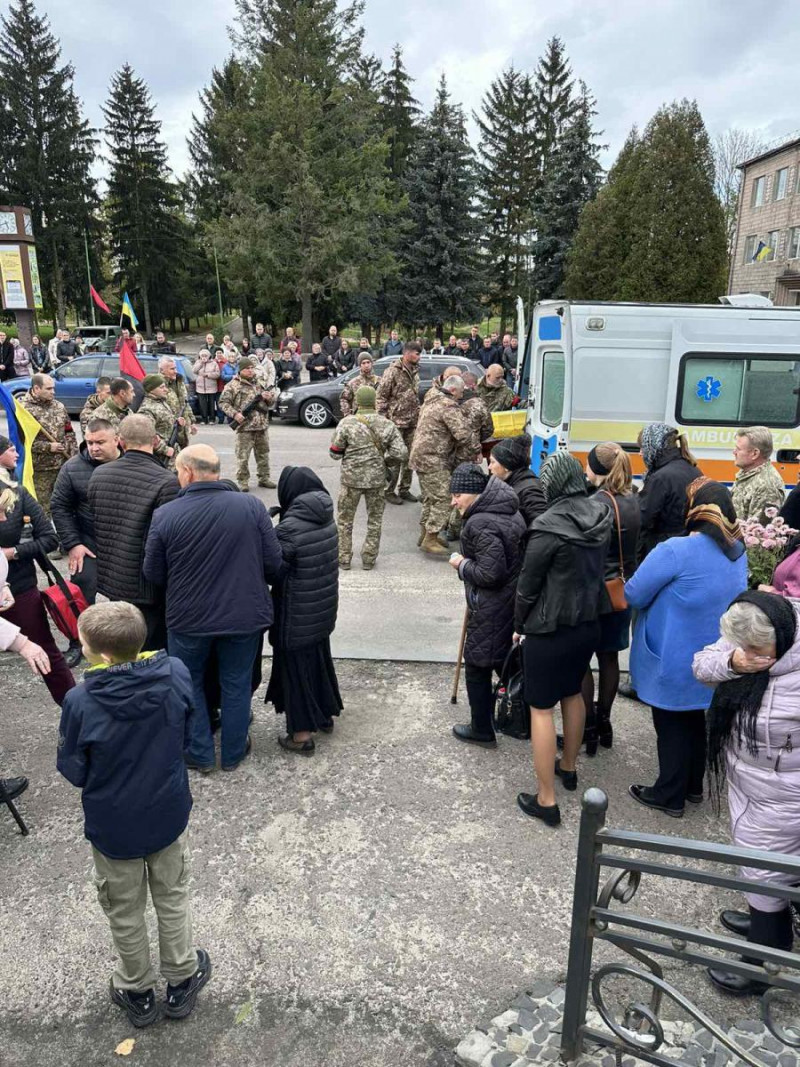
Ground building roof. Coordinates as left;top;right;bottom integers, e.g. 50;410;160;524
737;136;800;171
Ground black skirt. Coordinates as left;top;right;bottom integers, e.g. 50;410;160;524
523;620;600;709
265;638;343;734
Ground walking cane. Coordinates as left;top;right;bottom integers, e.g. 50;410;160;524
450;607;469;704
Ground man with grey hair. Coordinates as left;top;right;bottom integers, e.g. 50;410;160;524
159;356;197;448
88;414;179;650
731;425;785;521
409;374;476;555
144;445;283;773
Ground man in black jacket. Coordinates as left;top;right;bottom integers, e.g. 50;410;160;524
306;343;332;382
0;331;14;381
253;322;272;350
56;331;79;364
87;414;178;651
151;331;176;354
321;325;341;361
51;418;122;666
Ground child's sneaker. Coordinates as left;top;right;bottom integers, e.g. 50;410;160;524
165;949;212;1019
110;982;159;1027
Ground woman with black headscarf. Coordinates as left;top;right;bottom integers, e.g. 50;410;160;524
625;478;748;817
694;591;800;992
265;466;341;754
637;422;699;561
514;451;612;827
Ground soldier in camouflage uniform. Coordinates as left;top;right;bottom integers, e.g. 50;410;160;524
17;373;78;517
159;356;196;448
409;376;476;556
476;363;515;412
218;357;277;491
79;377;112;433
445;373;495;542
138;374;180;468
340;351;380;416
330;386;408;570
375;341;422;504
95;378;136;428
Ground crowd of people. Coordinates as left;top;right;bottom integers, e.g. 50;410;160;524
2;323;799;1021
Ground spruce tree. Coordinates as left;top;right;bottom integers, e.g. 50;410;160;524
103;64;178;335
0;0;98;325
398;76;482;333
380;44;421;188
533;83;603;299
532;36;577;171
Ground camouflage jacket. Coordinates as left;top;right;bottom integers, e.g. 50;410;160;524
408;386;475;474
79;392;106;432
340;371;380;417
138;395;179;462
218;376;272;432
476;378;515;413
252;357;276;391
165;376;193;446
461;395;494;443
94;398;132;428
330;412;408;488
731;461;786;521
17;392;77;471
376;358;420;429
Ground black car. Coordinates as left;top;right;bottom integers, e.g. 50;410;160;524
276;355;484;428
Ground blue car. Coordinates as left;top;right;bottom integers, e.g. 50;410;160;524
8;352;198;416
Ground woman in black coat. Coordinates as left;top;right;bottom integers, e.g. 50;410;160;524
488;433;547;528
448;464;527;746
637;422;699;560
265;466;341;754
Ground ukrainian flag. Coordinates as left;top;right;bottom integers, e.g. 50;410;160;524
0;382;43;499
121;291;139;330
754;240;772;262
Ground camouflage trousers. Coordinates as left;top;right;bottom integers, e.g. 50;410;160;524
337;486;385;565
33;467;61;519
235;430;270;488
386;426;415;495
418;469;453;533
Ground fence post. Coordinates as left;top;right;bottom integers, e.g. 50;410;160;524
560;788;608;1063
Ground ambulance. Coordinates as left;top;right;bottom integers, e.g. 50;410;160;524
518;296;800;486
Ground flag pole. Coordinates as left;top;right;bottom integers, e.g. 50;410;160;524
84;231;96;326
213;245;224;331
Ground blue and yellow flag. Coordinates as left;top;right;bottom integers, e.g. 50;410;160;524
753;240;772;262
0;382;43;498
121;291;139;330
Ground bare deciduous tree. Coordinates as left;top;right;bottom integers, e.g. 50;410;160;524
713;128;768;251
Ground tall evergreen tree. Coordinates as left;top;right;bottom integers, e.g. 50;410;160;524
474;68;537;331
380;44;421;188
532;82;603;299
532;36;577;172
398;76;482;333
0;0;98;325
103;64;179;335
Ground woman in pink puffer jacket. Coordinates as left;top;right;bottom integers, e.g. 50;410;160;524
693;589;800;994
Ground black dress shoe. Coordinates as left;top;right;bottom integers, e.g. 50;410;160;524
452;723;497;748
707;966;767;995
720;909;751;937
319;719;334;734
618;680;640;701
687;792;704;804
517;792;561;826
628;784;683;818
555;759;578;791
64;642;83;668
1;776;29;801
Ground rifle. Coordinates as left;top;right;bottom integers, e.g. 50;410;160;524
167;420;181;449
235;388;274;427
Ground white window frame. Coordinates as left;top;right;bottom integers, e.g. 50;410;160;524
774;167;789;201
766;230;780;261
790;227;800;260
752;175;766;207
743;234;758;263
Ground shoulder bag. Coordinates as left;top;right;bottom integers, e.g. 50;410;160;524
600;490;628;612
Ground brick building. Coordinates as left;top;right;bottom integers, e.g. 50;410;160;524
728;137;800;305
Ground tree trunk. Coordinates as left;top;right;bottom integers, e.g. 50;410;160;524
241;301;250;339
51;240;66;328
361;322;372;344
142;283;152;337
301;291;313;355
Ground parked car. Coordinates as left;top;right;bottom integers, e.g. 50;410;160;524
74;325;122;350
8;353;198;416
276;354;484;428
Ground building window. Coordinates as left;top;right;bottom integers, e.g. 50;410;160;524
766;230;780;260
540;351;565;427
678;355;800;427
743;234;758;263
789;228;800;259
774;167;789;201
752;175;766;206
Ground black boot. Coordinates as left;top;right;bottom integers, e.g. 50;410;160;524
597;706;613;748
708;906;793;994
64;640;83;669
584;703;598;757
452;723;497;748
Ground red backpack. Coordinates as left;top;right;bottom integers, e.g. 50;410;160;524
36;550;89;641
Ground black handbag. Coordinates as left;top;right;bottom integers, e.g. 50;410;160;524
493;643;529;740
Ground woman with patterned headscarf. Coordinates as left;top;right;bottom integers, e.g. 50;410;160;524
625;477;747;817
637;422;699;562
513;450;613;827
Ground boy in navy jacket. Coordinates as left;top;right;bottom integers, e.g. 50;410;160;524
57;602;210;1028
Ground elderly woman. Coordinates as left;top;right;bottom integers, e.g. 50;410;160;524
694;591;800;993
514;451;612;827
626;478;748;817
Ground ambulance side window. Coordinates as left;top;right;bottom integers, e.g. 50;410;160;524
541;351;565;427
678;355;800;427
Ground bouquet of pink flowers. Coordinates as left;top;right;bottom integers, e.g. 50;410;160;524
741;508;799;588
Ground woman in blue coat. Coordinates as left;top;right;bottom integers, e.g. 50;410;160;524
625;478;747;817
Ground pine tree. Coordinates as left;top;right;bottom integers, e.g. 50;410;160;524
533;83;604;299
103;64;179;335
532;36;577;171
398;76;483;333
380;44;421;187
474;68;537;331
0;0;98;325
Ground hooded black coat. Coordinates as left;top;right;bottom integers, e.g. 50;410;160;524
270;468;339;649
637;446;699;560
506;467;547;527
515;494;612;634
458;477;527;667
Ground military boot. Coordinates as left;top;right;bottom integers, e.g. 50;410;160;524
420;532;449;556
417;524;426;547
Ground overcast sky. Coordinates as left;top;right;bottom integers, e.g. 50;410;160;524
25;0;800;179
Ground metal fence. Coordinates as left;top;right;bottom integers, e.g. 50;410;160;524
561;788;800;1066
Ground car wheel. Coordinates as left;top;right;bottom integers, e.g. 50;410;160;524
300;399;333;428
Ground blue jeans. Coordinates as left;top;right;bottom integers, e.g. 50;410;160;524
168;631;261;768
